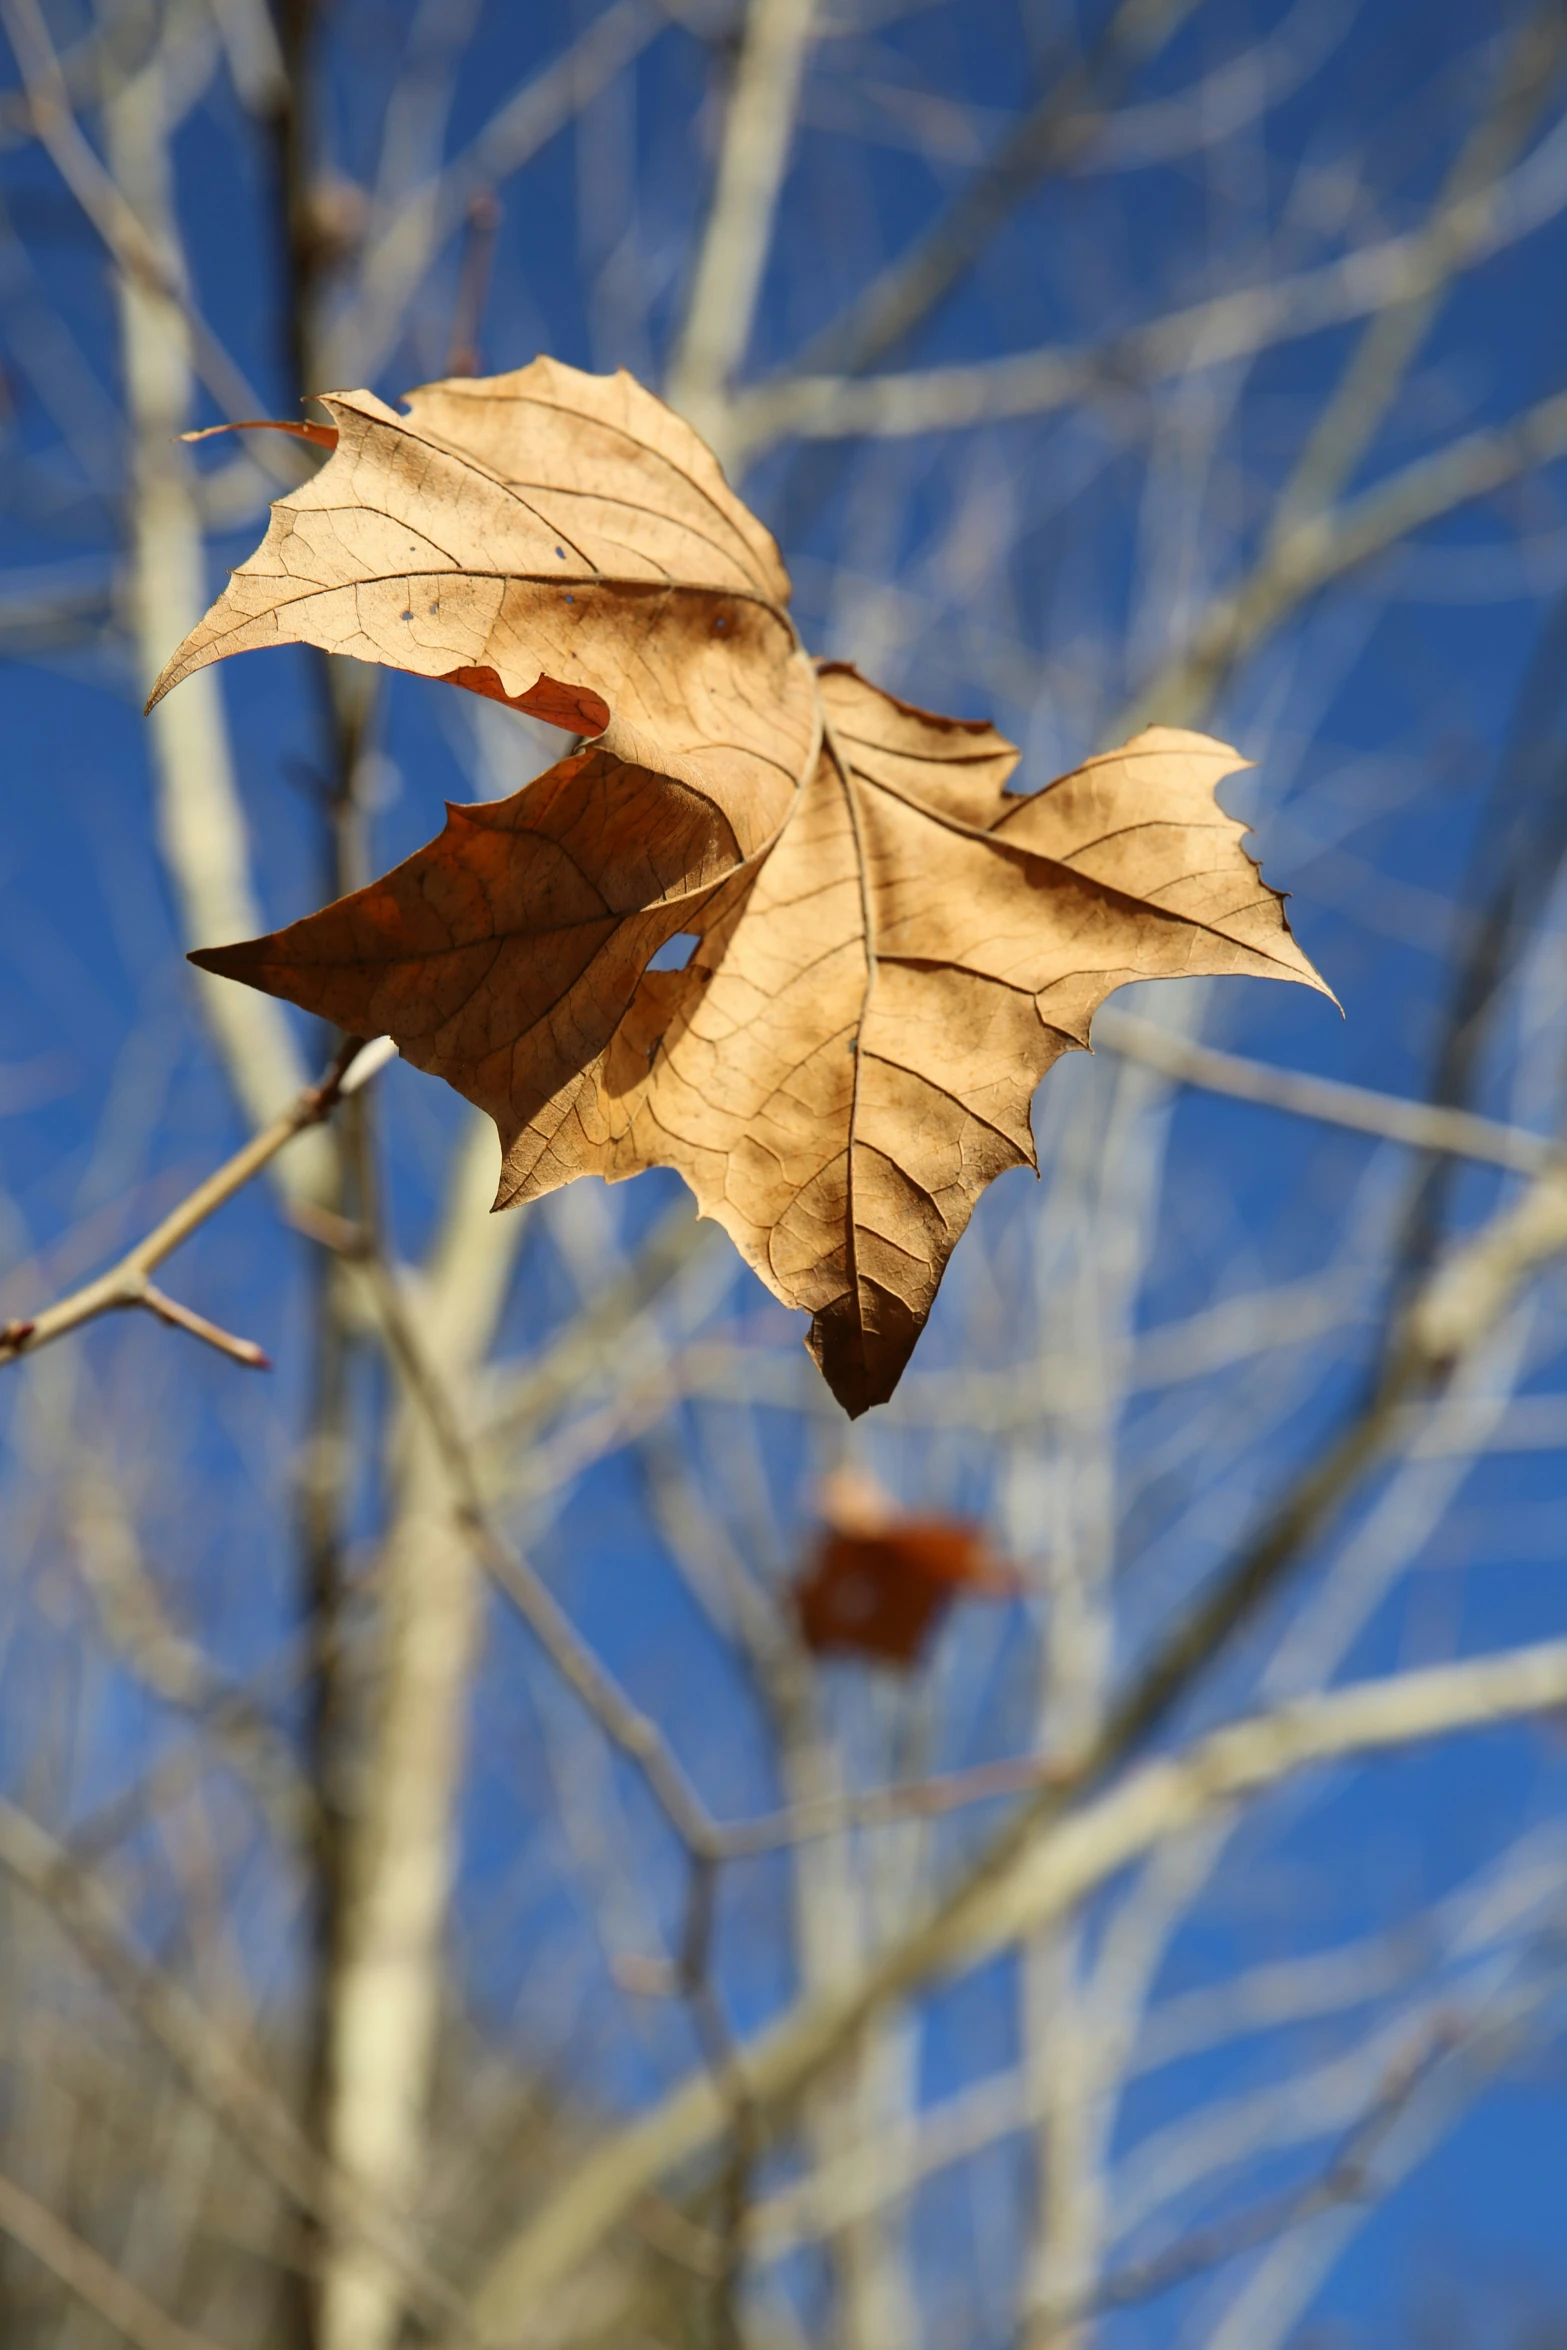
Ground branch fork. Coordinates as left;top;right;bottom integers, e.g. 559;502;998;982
0;1036;395;1374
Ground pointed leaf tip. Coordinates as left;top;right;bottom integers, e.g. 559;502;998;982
187;942;250;979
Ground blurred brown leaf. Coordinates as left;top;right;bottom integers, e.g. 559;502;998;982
157;359;1330;1413
796;1470;1017;1665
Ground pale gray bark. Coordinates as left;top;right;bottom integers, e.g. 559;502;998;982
104;42;331;1197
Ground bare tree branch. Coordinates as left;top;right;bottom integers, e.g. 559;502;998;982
67;1460;322;1858
459;1098;1567;2326
336;0;663;381
0;2160;225;2350
103;47;332;1192
947;1641;1567;1965
340;1230;723;1861
1273;0;1567;533
5;14;1566;2348
0;0;289;441
0;1038;391;1372
299;1210;741;2347
1025;2019;1450;2341
0;1790;470;2339
459;1628;1567;2339
667;0;823;450
730;17;1567;454
1092;1009;1561;1175
774;0;1205;384
1117;0;1567;735
1114;383;1567;734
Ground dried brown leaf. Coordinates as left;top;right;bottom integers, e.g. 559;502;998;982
157;359;1332;1414
797;1473;1017;1664
150;357;815;833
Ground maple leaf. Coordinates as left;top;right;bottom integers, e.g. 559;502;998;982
152;358;1332;1415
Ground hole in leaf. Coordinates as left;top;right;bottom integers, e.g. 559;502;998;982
646;932;699;973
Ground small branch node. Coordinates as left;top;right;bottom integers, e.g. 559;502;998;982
301;1032;373;1126
139;1284;271;1370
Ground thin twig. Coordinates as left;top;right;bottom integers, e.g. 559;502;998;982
0;1037;393;1372
713;1753;1071;1858
1091;1011;1561;1176
338;0;661;380
0;1792;471;2338
326;1225;724;1860
0;0;290;460
1023;2020;1455;2342
775;0;1203;384
667;0;822;446
1112;383;1567;735
0;2160;225;2350
1115;2;1567;737
476;1198;718;1451
445;191;501;374
70;1490;321;1859
730;29;1567;455
1269;0;1567;535
480;1524;722;1859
